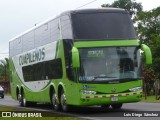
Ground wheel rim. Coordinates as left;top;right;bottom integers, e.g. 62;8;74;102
52;94;58;108
23;97;26;107
61;93;67;110
18;94;22;106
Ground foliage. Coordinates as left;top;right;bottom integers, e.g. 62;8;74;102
101;0;143;22
102;0;160;96
137;7;160;44
0;58;9;81
141;95;160;103
138;7;160;78
142;68;156;95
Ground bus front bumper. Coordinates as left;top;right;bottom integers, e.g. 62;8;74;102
79;91;143;106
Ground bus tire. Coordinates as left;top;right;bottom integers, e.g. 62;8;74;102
111;103;123;109
60;90;70;112
18;93;23;107
101;105;110;111
19;91;29;107
22;92;27;107
51;91;60;111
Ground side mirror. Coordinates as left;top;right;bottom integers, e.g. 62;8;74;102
72;47;80;68
141;44;152;64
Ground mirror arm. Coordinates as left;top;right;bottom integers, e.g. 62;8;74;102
141;44;152;64
72;47;80;68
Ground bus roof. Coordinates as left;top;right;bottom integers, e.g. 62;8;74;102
9;8;127;42
60;8;127;16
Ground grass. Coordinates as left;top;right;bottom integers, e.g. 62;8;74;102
0;106;80;120
141;95;160;103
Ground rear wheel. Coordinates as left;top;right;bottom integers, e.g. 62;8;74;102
22;95;27;107
18;91;29;107
51;91;60;111
111;103;123;109
18;93;23;106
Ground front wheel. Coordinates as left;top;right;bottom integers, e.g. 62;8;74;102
60;90;71;112
111;103;123;109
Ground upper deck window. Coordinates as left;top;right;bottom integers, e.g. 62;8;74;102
72;12;137;40
60;15;73;39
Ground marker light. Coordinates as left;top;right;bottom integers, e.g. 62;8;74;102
129;87;142;92
80;90;96;94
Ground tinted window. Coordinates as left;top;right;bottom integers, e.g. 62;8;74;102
63;40;73;80
79;47;141;83
35;23;51;47
22;58;63;81
72;13;137;40
60;15;73;39
23;31;34;52
10;18;60;57
50;18;60;41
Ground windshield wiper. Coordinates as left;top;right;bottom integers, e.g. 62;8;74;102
119;78;139;82
120;78;139;79
93;75;117;81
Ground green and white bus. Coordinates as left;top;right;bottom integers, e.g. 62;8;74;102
9;8;152;112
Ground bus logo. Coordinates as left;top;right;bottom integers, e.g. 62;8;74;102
111;88;116;92
83;85;88;90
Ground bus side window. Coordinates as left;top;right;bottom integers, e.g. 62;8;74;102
22;58;63;81
52;58;63;79
60;14;73;39
63;40;74;81
46;58;63;79
61;14;74;81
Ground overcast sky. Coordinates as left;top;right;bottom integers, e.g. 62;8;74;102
0;0;160;59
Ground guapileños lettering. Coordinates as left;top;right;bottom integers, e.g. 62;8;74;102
19;48;45;65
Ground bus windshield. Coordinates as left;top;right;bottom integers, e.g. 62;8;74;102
79;47;141;83
72;12;137;40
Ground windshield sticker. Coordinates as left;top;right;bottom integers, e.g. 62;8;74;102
79;76;94;81
87;50;105;57
83;85;96;90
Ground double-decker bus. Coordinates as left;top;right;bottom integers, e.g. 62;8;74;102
9;8;152;112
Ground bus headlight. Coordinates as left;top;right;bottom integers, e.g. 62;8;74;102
129;87;142;92
80;90;96;94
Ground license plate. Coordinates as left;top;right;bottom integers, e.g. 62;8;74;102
110;96;118;101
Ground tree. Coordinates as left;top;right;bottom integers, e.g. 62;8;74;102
102;0;160;97
102;0;143;22
0;58;9;81
137;7;160;77
136;6;160;98
137;7;160;44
